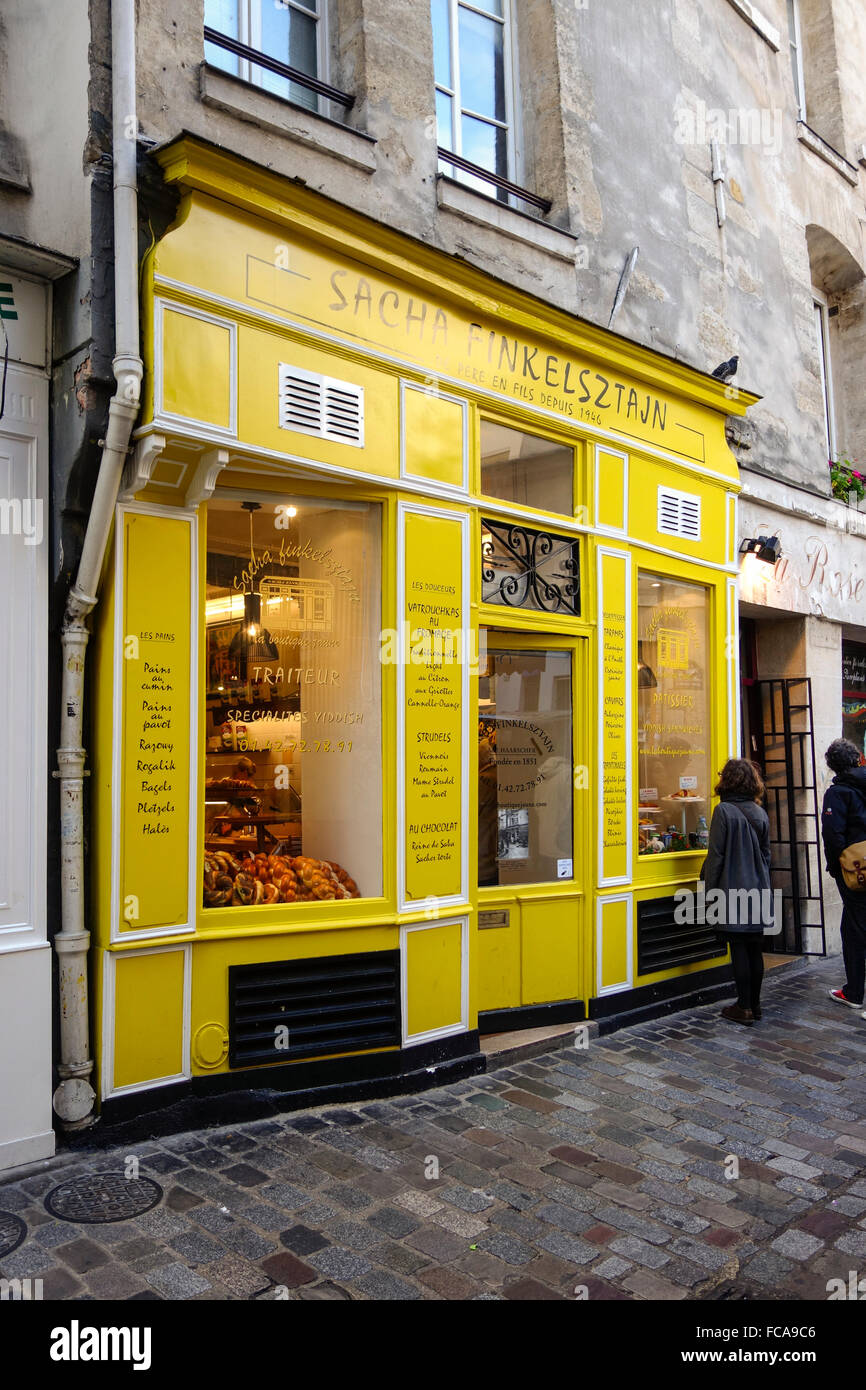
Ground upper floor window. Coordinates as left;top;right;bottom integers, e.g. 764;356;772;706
786;0;806;121
432;0;516;201
813;293;836;460
205;0;326;113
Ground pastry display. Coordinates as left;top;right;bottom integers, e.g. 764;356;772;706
203;851;360;908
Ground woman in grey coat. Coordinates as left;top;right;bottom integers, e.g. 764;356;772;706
702;759;773;1026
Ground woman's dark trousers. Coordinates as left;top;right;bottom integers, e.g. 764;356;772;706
729;933;765;1012
838;885;866;1005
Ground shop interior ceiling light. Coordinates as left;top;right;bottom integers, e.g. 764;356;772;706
739;534;782;567
229;502;279;667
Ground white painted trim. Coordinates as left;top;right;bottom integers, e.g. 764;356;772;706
110;501;199;945
101;941;192;1100
396;500;470;914
813;291;838;462
0;1130;55;1169
154;297;238;440
725;491;736;566
133;420;741;576
787;0;807;115
726;575;741;758
151;274;744;488
597;546;633;888
657;484;702;541
400;914;469;1045
399;378;469;497
593;443;629;536
595;892;633;997
0;368;48;952
436;0;518;195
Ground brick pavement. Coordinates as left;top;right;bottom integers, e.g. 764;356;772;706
2;955;866;1301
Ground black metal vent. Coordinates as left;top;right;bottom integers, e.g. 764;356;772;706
228;950;401;1069
637;894;725;976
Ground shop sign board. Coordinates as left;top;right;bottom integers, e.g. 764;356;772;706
118;511;194;934
150;191;736;471
739;502;866;623
400;506;467;905
598;548;631;884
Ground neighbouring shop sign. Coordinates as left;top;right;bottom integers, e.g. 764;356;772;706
0;269;46;369
402;507;466;903
739;502;866;623
119;512;192;932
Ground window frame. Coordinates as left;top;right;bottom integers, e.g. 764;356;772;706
434;0;523;201
635;569;713;862
813;290;837;461
205;0;330;114
199;484;388;922
787;0;807;122
477;630;583;894
478;415;578;520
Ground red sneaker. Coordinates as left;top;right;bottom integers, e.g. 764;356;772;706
829;988;862;1009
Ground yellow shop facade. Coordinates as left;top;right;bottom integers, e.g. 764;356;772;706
90;137;756;1116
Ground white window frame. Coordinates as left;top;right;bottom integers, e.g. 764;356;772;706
206;0;329;112
813;291;837;461
434;0;522;198
787;0;807;122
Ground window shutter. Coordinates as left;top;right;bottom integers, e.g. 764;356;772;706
657;486;701;540
278;365;364;447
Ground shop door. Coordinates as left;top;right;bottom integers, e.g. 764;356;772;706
752;677;826;956
477;634;588;1016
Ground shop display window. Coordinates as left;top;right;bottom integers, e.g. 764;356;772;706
637;573;711;855
202;496;382;909
480;420;574;515
478;646;573;887
842;640;866;758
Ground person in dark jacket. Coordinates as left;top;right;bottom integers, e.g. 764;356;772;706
478;738;499;887
703;758;773;1026
821;738;866;1016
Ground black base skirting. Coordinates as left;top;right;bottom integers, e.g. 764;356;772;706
479;998;585;1035
84;1030;482;1145
588;963;734;1033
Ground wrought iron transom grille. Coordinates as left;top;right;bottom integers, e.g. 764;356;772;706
481;519;580;616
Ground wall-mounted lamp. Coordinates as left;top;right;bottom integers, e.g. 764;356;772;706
739;535;781;567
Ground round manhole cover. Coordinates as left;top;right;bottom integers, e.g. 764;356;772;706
0;1211;27;1259
44;1172;163;1224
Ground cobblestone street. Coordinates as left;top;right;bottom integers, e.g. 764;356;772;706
3;955;866;1303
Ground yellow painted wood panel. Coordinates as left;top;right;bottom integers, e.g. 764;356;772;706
113;950;185;1089
405;922;463;1037
598;896;630;992
162;308;231;429
236;324;399;476
403;387;465;489
477;911;521;1012
520;898;580;1004
596;448;627;532
120;513;192;933
403;508;465;902
599;550;630;882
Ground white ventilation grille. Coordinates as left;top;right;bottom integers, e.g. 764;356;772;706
278;365;364;447
657;486;701;540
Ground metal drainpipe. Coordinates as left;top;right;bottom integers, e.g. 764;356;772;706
52;0;142;1130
